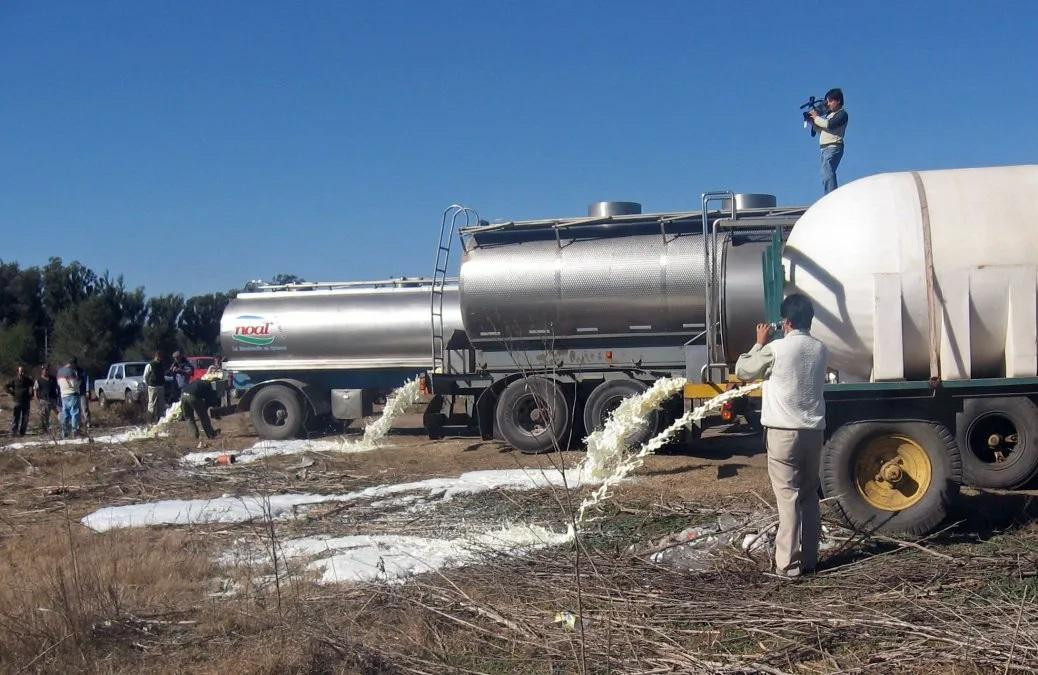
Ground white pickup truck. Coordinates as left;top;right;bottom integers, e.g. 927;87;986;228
94;361;148;407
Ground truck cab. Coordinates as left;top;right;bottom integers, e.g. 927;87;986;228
94;361;147;407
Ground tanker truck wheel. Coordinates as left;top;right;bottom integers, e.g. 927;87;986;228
250;385;305;440
495;376;572;454
583;379;658;449
956;397;1038;489
822;420;961;536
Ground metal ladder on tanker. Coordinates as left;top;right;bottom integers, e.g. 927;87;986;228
431;205;479;374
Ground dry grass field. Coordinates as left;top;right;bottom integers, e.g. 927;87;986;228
1;394;1037;673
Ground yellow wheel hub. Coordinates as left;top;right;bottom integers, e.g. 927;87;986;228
854;434;932;511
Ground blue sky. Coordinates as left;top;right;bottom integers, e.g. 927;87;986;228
2;1;1036;297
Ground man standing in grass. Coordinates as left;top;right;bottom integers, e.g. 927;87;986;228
143;351;167;424
736;294;829;577
56;357;83;439
5;365;33;437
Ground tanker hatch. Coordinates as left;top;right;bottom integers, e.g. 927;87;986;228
587;201;642;217
721;194;777;211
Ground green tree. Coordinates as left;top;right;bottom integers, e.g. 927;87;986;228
41;257;99;319
0;322;36;375
130;294;185;359
180;293;230;355
52;276;146;375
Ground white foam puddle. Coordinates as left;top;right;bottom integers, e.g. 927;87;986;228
81;466;592;533
3;399;183;452
82;379;763;587
230;523;573;584
183;438;344;465
181;379;422;466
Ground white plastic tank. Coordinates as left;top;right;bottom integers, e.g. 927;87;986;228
785;165;1038;382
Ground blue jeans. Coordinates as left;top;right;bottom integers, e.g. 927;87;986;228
60;395;81;438
821;144;844;194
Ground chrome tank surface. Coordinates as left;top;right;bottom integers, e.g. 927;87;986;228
460;225;766;350
221;283;461;372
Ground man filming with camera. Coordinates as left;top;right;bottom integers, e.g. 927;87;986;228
808;88;848;195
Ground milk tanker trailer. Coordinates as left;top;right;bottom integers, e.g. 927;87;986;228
219;278;463;439
423;196;808;448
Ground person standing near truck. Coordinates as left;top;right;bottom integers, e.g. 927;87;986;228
143;351;167;424
56;358;83;439
5;365;34;437
735;294;829;577
76;361;91;430
168;351;194;400
807;88;848;195
34;364;61;433
179;377;221;448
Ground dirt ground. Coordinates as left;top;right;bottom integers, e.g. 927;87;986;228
1;396;1037;673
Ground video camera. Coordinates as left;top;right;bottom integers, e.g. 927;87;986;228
799;95;827;136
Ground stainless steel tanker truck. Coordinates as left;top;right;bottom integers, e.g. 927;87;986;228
220;278;463;439
220;197;807;444
423;197;806;451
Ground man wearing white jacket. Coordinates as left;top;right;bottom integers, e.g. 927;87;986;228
736;294;829;577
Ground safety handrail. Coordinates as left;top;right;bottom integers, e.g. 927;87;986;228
431;205;479;373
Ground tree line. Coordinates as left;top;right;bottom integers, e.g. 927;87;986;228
0;258;301;375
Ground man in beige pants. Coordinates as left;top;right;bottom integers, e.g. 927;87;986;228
736;294;829;577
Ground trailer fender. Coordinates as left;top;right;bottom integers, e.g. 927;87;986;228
237;378;331;418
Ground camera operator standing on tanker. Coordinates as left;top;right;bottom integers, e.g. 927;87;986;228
808;88;848;194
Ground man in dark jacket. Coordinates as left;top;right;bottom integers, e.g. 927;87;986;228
180;378;221;448
143;351;166;424
5;365;34;436
33;364;61;433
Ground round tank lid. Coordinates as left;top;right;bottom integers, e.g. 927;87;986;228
588;201;642;218
721;194;777;211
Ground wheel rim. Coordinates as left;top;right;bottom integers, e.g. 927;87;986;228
966;412;1021;466
511;394;552;438
261;400;289;427
854;434;932;511
597;395;627;429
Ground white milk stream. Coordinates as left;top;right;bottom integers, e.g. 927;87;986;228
340;378;422;453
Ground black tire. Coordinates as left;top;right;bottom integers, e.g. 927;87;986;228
98;390;108;408
583;379;658;448
821;420;962;536
125;388;136;405
250;384;305;440
495;376;571;454
956;397;1038;489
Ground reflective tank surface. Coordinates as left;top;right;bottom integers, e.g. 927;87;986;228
221;282;461;372
460;222;768;356
787;165;1038;381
